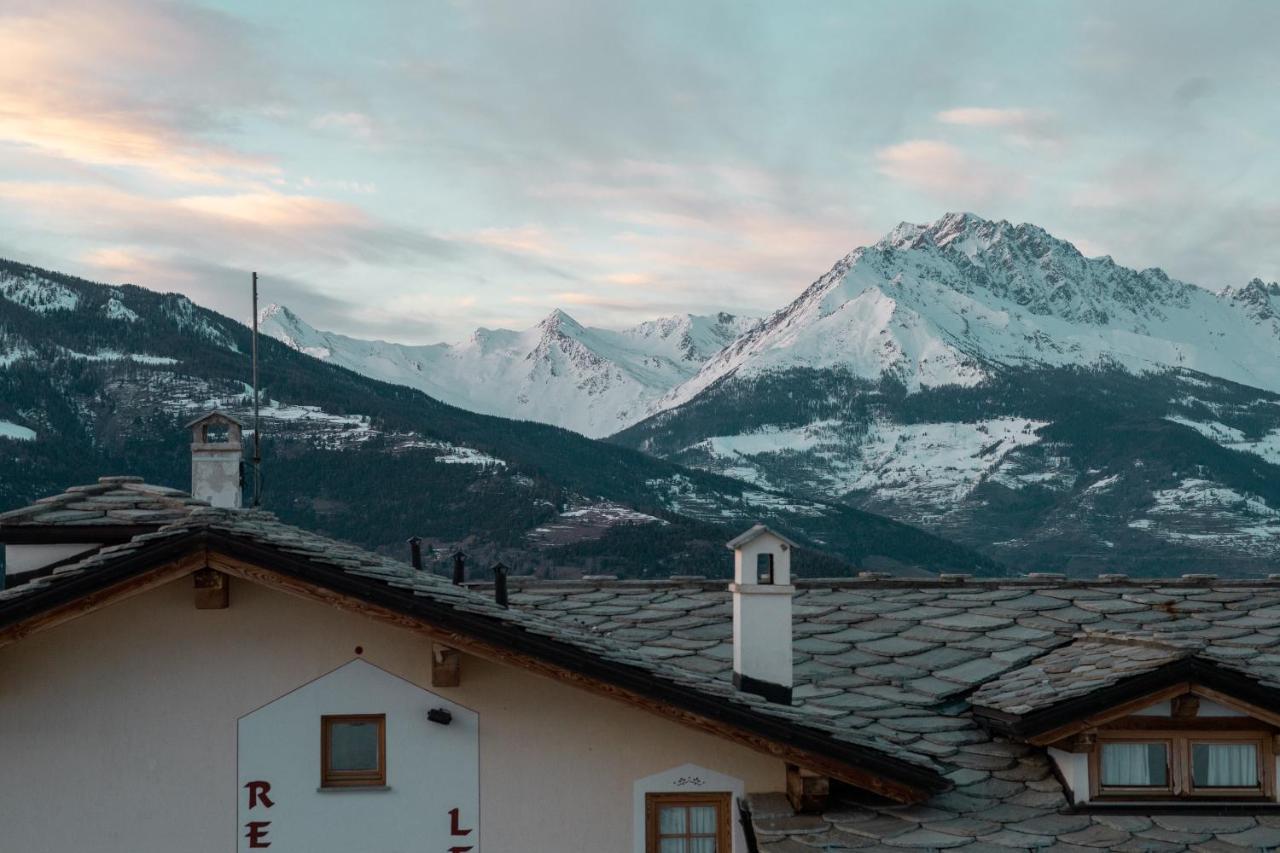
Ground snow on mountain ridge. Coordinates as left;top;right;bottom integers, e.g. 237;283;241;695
656;213;1280;412
259;304;755;437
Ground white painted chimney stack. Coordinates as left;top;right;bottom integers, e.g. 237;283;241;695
727;524;795;704
186;411;244;509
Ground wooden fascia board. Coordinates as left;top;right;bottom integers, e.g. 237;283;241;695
993;659;1280;746
0;548;209;648
1027;682;1193;746
1190;684;1280;730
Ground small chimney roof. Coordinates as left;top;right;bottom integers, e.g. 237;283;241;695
725;523;798;551
184;410;245;429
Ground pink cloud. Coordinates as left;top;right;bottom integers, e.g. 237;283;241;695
936;107;1062;147
0;1;275;183
875;139;1023;202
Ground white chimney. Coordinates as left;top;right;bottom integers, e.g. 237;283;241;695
186;411;244;509
727;524;795;704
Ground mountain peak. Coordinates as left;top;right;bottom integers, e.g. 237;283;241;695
257;303;330;358
539;308;584;335
258;302;295;325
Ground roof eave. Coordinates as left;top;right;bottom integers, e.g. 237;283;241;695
973;657;1280;743
0;528;949;801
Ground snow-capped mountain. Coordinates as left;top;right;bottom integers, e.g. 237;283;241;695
260;304;755;438
617;213;1280;575
0;257;990;578
657;212;1280;411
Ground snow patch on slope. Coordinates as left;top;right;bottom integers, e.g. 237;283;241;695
62;349;179;365
0;420;35;441
1129;478;1280;545
693;417;1049;514
1166;416;1280;465
104;297;139;322
0;270;79;313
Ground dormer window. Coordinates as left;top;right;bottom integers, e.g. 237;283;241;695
970;634;1280;806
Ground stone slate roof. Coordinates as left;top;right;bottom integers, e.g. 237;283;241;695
970;632;1204;716
495;577;1280;851
0;476;208;530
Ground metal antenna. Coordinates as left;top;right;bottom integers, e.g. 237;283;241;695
251;272;262;507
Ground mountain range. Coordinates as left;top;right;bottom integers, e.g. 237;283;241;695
0;256;993;580
263;212;1280;575
259;304;754;438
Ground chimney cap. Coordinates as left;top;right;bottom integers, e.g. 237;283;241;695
725;523;798;551
184;410;245;429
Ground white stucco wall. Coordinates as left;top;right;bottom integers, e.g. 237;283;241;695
237;659;480;852
1048;748;1090;804
0;573;783;853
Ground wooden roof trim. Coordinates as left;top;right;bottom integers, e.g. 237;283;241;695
1189;684;1280;730
1027;682;1192;746
976;657;1280;745
0;530;946;802
0;550;208;647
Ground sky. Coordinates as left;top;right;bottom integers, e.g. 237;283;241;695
0;0;1276;343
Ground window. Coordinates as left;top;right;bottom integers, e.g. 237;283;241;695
321;714;386;788
755;553;774;584
1098;740;1172;794
1190;740;1262;793
1091;731;1270;800
645;792;731;853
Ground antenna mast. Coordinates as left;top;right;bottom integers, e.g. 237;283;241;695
251;271;262;507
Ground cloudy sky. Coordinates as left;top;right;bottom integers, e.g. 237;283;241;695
1;0;1276;342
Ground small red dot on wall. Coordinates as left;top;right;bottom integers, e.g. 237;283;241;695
354;646;364;655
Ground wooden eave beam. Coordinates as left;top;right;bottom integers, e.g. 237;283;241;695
432;643;461;687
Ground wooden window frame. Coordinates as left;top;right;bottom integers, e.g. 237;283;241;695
645;791;732;853
1089;729;1273;801
1090;735;1176;799
320;714;387;789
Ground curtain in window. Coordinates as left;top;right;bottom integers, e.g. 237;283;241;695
1194;743;1258;787
689;806;717;852
1101;743;1166;786
658;807;686;836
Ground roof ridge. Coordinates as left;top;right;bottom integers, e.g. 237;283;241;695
1077;629;1203;653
